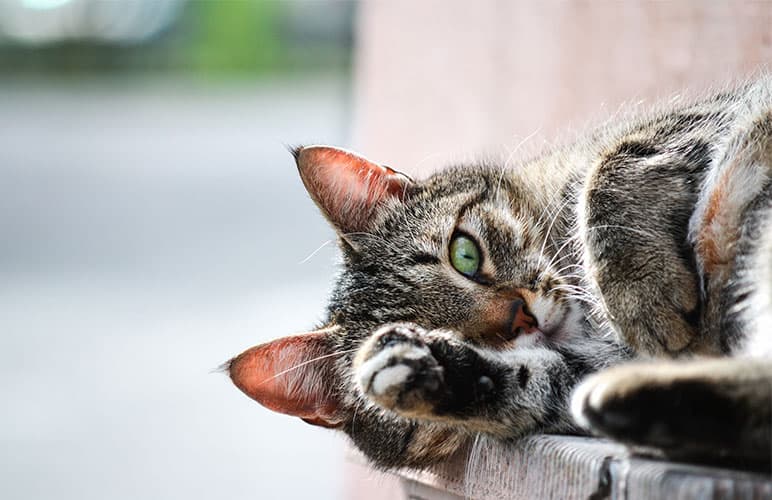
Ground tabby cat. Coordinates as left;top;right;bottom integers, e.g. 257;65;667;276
228;77;772;469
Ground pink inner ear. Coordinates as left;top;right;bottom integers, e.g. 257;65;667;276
295;145;412;233
228;331;344;428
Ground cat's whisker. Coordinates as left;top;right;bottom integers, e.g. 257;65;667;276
552;283;589;293
255;348;358;386
540;236;581;279
497;127;542;196
555;273;585;282
298;240;334;264
585;224;659;240
532;199;563;245
546;246;581;271
552;263;584;277
557;278;586;286
341;231;408;256
414;150;448;172
559;293;599;308
533;195;562;232
551;281;595;296
552;286;600;307
350;395;367;437
533;190;568;233
555;269;584;276
535;196;574;272
553;287;598;304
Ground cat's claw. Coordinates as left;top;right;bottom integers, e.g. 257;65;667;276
356;324;446;416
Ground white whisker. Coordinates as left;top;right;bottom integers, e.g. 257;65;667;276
298;240;334;264
496;127;542;196
541;236;581;275
536;196;573;270
256;348;357;386
585;224;658;240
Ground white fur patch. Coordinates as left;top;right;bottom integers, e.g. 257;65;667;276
512;332;541;349
569;375;599;430
356;342;429;396
370;365;413;396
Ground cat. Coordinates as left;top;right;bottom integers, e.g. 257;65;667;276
227;76;772;470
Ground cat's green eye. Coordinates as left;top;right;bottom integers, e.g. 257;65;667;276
449;234;481;277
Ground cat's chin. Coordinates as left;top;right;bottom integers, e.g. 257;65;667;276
510;331;545;348
508;318;565;349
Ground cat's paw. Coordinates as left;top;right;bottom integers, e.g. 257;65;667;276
355;323;446;416
570;361;743;455
620;309;700;357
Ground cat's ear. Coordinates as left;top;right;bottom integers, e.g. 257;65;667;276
228;328;345;428
293;145;413;234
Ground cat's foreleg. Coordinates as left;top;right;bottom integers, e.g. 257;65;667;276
580;144;705;357
343;403;467;469
571;357;772;464
353;323;591;438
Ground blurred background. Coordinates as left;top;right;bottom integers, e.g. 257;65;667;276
0;1;356;499
1;1;770;500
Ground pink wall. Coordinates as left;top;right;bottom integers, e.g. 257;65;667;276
354;1;772;177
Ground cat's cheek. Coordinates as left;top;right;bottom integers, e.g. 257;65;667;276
548;301;585;342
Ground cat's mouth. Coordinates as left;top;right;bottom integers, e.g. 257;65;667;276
503;294;570;346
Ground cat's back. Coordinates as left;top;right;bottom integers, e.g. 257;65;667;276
585;74;771;168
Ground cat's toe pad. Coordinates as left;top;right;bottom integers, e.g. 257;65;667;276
356;324;445;415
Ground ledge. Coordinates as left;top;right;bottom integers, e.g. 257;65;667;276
350;435;772;499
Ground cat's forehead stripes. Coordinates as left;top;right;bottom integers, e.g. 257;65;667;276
373;167;545;272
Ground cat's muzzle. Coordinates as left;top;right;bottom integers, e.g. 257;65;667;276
472;290;541;347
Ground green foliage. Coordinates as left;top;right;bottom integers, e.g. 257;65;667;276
187;1;284;74
0;0;352;77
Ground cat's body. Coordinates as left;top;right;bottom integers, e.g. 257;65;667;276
229;77;772;470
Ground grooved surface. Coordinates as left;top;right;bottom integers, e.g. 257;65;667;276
392;435;772;500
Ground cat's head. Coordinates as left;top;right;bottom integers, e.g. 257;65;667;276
228;145;583;434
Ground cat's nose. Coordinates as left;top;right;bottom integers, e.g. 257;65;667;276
492;286;540;336
472;289;541;346
510;297;539;336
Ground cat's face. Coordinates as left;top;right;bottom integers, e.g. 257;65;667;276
327;156;581;350
228;146;583;430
